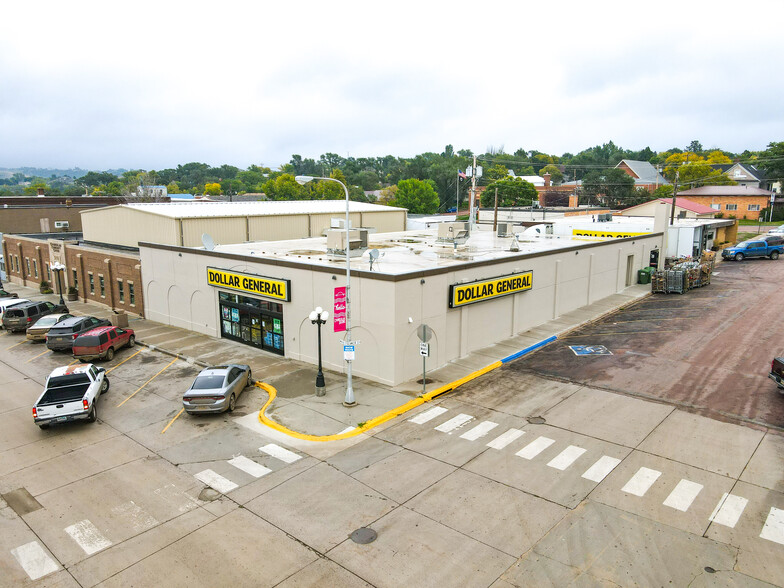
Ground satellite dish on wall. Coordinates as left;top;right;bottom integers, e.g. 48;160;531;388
368;248;380;271
202;233;215;251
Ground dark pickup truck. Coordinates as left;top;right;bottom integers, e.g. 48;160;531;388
770;358;784;393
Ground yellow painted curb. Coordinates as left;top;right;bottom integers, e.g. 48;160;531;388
255;360;503;442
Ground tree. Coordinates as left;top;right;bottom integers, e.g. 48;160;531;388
688;140;703;155
758;142;784;186
262;174;305;200
484;164;510;182
706;150;732;164
204;182;222;196
390;179;439;214
581;169;635;207
539;164;563;185
482;177;538;207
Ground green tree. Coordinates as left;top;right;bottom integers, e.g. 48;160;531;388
262;174;305;200
758;142;784;185
581;168;635;207
539;164;563;185
204;182;222;196
482;177;538;207
484;164;510;182
390;179;439;214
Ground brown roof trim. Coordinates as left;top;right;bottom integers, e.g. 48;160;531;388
139;233;663;283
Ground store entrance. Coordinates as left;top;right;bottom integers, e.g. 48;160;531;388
219;291;284;355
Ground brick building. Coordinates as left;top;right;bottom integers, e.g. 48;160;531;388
0;196;127;234
1;233;143;316
675;186;773;220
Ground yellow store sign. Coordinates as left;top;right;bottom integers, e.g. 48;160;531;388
207;267;290;301
449;271;533;308
572;229;648;239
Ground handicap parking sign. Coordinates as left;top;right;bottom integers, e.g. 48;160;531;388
569;345;613;356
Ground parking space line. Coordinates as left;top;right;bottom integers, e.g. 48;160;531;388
5;339;28;350
10;541;60;580
709;493;748;528
161;408;184;434
117;357;178;407
67;359;80;366
26;348;53;362
106;349;142;374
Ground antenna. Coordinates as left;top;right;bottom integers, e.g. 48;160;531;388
202;233;215;251
368;248;380;271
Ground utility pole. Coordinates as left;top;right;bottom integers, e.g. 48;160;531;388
455;170;460;217
670;169;679;225
469;155;477;230
493;187;499;231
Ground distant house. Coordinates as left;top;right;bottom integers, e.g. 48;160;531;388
675;185;773;220
617;198;717;219
711;163;773;191
136;185;168;200
615;160;668;191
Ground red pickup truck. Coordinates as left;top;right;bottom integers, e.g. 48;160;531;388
72;326;135;361
770;358;784;392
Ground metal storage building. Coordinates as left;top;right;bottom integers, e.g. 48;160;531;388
80;201;407;248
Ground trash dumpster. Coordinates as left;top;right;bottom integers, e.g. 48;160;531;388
638;269;651;284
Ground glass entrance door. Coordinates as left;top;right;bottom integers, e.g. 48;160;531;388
218;292;284;355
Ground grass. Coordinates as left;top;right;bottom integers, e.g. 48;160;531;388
737;219;778;226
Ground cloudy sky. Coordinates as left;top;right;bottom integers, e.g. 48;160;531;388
2;0;782;171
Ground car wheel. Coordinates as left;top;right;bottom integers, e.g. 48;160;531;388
734;253;744;261
38;424;49;430
101;378;110;394
771;251;780;260
105;347;115;361
247;370;253;387
87;404;97;422
228;393;236;412
128;335;135;348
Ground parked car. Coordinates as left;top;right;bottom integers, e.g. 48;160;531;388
46;316;112;351
759;234;784;246
0;289;18;298
3;300;69;332
770;357;784;393
72;326;135;361
27;313;74;341
767;226;784;236
721;240;783;261
183;364;253;414
32;363;108;429
0;298;30;327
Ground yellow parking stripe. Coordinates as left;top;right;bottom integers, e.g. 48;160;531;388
161;408;185;434
26;348;53;363
5;339;28;351
117;357;177;407
106;349;142;374
67;359;80;366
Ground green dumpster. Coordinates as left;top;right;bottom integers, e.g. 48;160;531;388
638;269;651;284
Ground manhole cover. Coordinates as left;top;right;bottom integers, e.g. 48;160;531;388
350;527;377;544
198;488;220;502
527;416;546;425
704;567;716;574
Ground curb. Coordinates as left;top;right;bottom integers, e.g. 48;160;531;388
135;340;209;368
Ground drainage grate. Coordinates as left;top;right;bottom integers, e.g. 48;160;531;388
350;527;377;544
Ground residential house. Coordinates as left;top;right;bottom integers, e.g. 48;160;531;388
674;185;773;220
617;198;717;219
615;160;668;191
712;163;773;191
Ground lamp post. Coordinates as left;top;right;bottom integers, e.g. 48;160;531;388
309;307;329;396
295;175;356;407
51;262;65;306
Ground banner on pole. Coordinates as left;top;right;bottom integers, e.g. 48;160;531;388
333;286;347;332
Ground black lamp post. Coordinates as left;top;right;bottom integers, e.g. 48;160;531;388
309;307;329;396
51;262;65;306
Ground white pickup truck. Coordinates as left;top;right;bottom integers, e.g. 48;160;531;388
32;364;109;429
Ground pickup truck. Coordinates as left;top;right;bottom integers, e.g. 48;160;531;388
32;364;109;429
770;357;784;392
721;240;783;261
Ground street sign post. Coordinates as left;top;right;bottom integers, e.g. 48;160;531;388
417;325;432;395
343;345;355;361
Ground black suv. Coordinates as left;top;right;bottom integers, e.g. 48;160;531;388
3;300;69;333
46;316;111;351
760;234;784;247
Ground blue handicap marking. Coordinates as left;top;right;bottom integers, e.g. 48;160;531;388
569;345;613;356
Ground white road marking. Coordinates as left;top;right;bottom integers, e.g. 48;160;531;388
260;443;302;464
760;507;784;545
228;455;272;478
621;467;661;497
64;520;112;555
409;406;448;424
195;469;238;494
337;426;355;435
434;413;474;434
709;493;748;528
153;483;199;513
547;445;587;470
581;456;622;483
10;541;60;580
516;436;556;460
663;479;703;512
111;501;159;532
460;421;499;441
487;428;525;449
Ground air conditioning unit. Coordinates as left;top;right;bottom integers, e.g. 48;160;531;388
54;221;69;229
497;223;511;237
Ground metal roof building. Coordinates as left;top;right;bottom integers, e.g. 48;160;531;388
80;201;407;248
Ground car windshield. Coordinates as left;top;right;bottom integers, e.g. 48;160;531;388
735;242;749;248
192;375;225;389
34;316;60;327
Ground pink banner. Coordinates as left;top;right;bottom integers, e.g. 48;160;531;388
333;286;347;333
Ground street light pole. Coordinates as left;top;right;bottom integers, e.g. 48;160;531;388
51;262;65;306
296;175;356;407
309;307;329;396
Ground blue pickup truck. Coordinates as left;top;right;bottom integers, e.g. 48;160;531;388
721;239;783;261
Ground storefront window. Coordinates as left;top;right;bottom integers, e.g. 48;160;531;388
218;291;283;355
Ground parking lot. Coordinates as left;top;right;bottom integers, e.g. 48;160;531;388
504;256;784;429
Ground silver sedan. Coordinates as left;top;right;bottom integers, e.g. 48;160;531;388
183;364;253;414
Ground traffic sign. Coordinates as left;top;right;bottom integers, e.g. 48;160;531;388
419;342;430;357
417;324;432;342
343;345;355;361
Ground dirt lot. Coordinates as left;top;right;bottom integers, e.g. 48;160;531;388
504;256;784;429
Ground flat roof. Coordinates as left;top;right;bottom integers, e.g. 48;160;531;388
95;201;406;219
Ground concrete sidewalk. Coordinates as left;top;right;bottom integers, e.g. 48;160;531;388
1;282;650;436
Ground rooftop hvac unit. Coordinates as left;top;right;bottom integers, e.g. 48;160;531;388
497;223;512;237
437;222;469;242
597;213;613;222
54;221;69;229
326;228;368;258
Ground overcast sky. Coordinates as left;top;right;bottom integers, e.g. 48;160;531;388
2;1;782;171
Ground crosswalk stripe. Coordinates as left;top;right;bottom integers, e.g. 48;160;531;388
10;541;60;580
581;456;621;483
760;507;784;545
228;455;272;478
195;469;238;494
409;406;448;424
621;467;661;497
709;493;748;528
64;520;112;555
260;443;301;464
662;479;703;512
516;436;555;460
487;428;525;449
434;413;474;433
547;445;587;470
460;421;498;441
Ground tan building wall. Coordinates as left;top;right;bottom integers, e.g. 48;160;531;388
81;207;179;247
683;195;769;220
